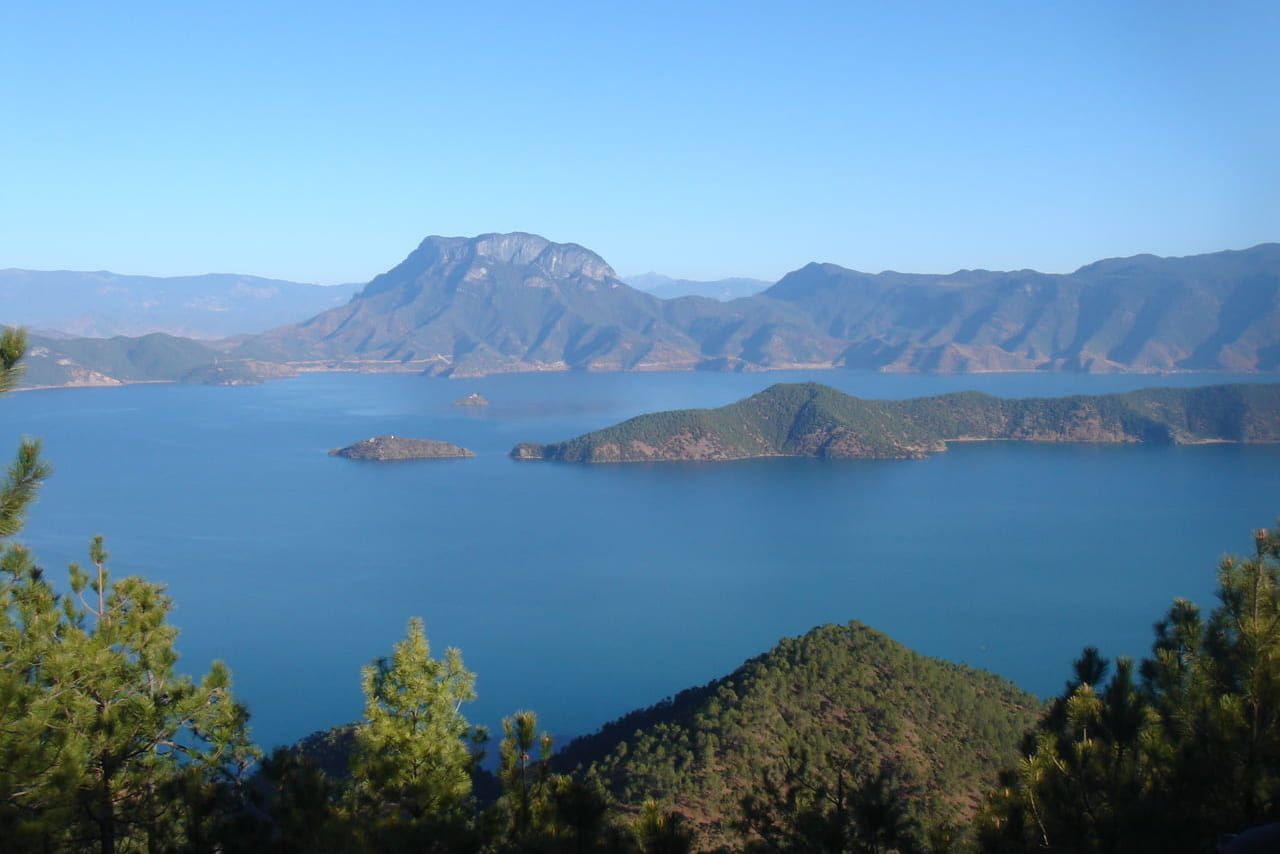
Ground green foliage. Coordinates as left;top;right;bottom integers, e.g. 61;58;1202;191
559;622;1039;851
976;523;1280;853
0;539;257;852
736;751;925;854
347;617;487;852
0;328;256;853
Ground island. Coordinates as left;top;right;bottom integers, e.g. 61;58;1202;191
510;381;1280;462
330;435;474;460
452;393;489;406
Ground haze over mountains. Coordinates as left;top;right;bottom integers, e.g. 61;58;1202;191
7;233;1280;386
623;272;770;301
0;269;360;339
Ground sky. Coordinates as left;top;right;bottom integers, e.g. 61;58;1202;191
2;1;1277;284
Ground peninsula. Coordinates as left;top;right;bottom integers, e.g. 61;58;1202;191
510;381;1280;462
330;435;474;460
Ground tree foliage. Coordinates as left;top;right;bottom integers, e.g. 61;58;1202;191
346;616;486;851
0;327;256;853
977;524;1280;853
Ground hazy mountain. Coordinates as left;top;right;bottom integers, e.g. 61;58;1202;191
512;381;1280;462
624;272;771;301
0;269;361;339
760;244;1280;372
21;332;292;389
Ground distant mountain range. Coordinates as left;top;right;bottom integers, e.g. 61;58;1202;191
623;272;771;301
511;381;1280;462
0;269;360;339
7;233;1280;387
237;233;1280;378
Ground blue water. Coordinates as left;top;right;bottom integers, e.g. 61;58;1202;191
2;370;1278;751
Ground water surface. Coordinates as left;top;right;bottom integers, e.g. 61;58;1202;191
3;370;1277;750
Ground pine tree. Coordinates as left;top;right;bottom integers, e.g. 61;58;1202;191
977;522;1280;853
0;328;257;852
348;617;486;852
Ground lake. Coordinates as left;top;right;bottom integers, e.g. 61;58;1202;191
2;369;1278;752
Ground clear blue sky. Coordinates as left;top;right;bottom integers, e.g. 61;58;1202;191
2;0;1276;283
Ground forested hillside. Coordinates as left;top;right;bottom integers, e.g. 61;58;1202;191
556;623;1040;850
512;381;1280;462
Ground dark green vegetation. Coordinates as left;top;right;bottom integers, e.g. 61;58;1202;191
976;526;1280;854
240;234;1280;377
4;324;1280;852
555;623;1041;851
512;381;1280;462
0;329;258;852
13;235;1280;386
330;435;474;460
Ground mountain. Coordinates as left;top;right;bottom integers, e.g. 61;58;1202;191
510;381;1280;462
554;621;1040;849
12;237;1280;387
239;233;718;377
21;332;292;388
760;244;1280;373
624;273;772;301
0;269;361;339
237;236;1280;378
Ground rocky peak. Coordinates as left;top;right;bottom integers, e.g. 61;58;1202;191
359;232;621;299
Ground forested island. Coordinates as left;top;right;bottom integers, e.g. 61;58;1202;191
511;381;1280;462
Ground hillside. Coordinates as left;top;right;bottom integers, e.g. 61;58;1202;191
20;332;292;388
0;269;359;338
511;381;1280;462
555;622;1040;850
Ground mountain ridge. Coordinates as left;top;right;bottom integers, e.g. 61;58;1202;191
238;234;1280;377
8;235;1280;387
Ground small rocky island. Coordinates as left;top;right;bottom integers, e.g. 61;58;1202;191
330;435;474;460
452;393;489;406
